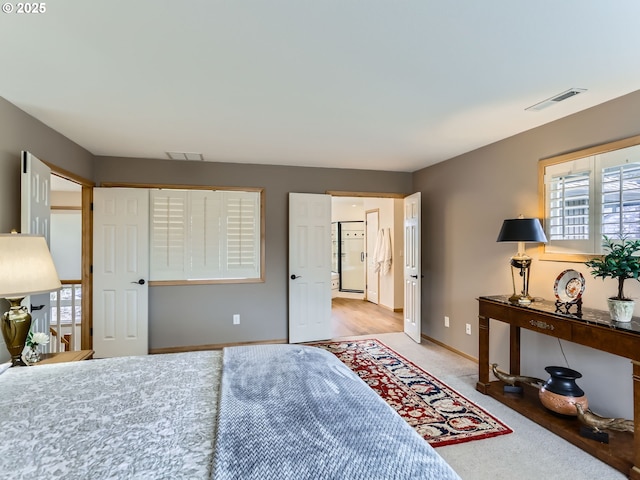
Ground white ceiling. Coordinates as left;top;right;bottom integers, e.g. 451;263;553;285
2;1;640;173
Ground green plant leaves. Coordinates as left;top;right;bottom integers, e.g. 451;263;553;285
585;235;640;300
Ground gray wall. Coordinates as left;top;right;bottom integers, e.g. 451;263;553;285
0;97;94;232
93;157;412;350
0;97;94;362
414;89;640;419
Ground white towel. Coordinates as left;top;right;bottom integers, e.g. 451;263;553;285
373;228;392;275
373;230;384;273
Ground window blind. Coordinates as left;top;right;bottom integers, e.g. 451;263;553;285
601;163;640;238
548;172;590;241
150;189;260;281
150;190;187;280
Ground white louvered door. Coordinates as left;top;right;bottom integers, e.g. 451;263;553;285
93;188;149;358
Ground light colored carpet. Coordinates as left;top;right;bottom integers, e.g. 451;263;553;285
341;332;625;480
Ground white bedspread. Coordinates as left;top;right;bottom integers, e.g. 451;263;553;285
0;351;222;479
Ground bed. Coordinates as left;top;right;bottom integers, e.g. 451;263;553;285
0;344;461;479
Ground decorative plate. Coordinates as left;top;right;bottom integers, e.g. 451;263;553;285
554;269;585;303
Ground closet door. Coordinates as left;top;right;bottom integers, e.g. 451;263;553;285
93;188;149;357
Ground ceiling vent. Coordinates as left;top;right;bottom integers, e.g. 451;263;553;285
525;88;587;112
166;151;204;161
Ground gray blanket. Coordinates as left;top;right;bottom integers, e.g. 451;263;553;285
212;344;461;480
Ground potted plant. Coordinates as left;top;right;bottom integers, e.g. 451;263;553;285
585;235;640;322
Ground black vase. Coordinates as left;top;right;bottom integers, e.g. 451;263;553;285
539;366;588;416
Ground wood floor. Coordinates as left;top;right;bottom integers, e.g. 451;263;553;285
331;297;403;338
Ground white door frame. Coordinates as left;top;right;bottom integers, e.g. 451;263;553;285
365;209;380;304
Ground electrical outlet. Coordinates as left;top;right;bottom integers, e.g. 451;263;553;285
444;316;450;328
233;314;240;325
465;323;471;335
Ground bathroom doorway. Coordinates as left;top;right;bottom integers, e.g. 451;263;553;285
333;221;365;293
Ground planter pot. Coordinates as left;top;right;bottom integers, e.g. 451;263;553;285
539;366;588;416
607;298;635;322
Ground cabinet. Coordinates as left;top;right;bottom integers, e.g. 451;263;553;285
477;296;640;478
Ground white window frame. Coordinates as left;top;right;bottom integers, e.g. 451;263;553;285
539;135;640;262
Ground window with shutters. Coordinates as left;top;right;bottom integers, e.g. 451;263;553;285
540;136;640;261
150;188;262;283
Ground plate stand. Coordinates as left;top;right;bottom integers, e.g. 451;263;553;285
554;297;582;316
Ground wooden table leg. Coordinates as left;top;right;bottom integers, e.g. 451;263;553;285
631;361;640;480
509;325;521;376
476;314;491;393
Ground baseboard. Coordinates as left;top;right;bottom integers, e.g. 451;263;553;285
335;291;364;300
149;338;288;355
376;303;403;313
420;334;478;364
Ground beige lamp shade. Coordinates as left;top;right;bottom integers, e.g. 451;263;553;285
0;234;61;298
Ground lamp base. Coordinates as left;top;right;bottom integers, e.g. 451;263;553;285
508;294;533;305
509;254;533;306
1;297;31;366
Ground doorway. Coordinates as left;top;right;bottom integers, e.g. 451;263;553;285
49;175;83;352
332;221;365;294
330;194;404;338
42;159;94;352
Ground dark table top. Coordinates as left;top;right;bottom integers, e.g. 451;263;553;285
479;295;640;336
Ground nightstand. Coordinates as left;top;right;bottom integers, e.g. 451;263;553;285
35;350;94;365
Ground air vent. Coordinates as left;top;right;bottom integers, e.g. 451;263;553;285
166;152;204;161
525;88;587;112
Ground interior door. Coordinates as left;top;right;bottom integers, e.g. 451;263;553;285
21;151;52;353
365;210;379;304
93;188;149;357
288;193;332;343
403;192;421;343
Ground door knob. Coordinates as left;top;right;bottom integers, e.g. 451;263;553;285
131;279;146;285
290;275;302;280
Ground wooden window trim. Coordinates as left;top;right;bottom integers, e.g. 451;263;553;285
538;134;640;263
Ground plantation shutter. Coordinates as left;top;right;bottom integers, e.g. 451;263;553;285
189;190;223;279
547;172;590;240
224;191;260;278
150;189;261;281
601;162;640;239
544;156;594;255
150;190;187;280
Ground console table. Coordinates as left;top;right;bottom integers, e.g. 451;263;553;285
477;295;640;478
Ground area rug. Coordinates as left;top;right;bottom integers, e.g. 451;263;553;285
310;338;512;447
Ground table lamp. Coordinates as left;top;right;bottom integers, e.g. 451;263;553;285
0;233;61;366
496;216;547;305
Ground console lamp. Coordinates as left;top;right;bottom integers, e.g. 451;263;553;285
0;233;61;366
496;216;547;305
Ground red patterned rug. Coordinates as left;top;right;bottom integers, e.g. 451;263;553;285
311;338;512;447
